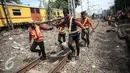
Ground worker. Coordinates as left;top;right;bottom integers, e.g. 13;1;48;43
28;21;53;60
57;27;66;44
56;9;87;60
127;13;130;22
81;11;94;47
128;13;130;18
108;15;112;25
56;13;66;44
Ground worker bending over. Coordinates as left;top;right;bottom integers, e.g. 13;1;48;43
81;11;94;47
56;9;87;60
28;22;53;60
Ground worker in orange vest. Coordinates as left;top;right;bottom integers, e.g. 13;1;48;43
56;13;66;44
127;13;130;22
128;13;130;17
57;27;66;44
108;15;112;25
81;11;94;47
28;22;53;60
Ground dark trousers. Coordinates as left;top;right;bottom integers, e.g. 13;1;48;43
30;41;46;58
58;33;66;44
108;20;111;25
81;28;90;46
68;34;80;56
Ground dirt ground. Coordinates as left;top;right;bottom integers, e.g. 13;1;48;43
0;20;129;73
61;22;130;73
0;24;60;73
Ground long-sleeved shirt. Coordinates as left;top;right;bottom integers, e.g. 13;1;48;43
56;18;85;30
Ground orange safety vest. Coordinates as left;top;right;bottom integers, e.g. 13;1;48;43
81;17;91;28
59;27;65;34
108;16;112;21
29;25;43;42
128;13;130;18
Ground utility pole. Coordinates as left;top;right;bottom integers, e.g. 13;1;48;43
87;0;90;15
39;0;44;8
68;0;76;18
124;0;127;12
68;0;71;15
72;0;76;17
80;0;83;12
48;0;52;21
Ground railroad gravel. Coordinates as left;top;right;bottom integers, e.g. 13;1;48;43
61;22;130;73
0;24;61;73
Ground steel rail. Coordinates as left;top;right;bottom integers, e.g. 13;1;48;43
14;50;70;73
15;51;52;73
15;56;41;73
48;50;71;73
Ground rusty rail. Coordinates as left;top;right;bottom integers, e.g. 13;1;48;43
15;51;51;73
15;56;41;73
48;50;71;73
14;50;71;73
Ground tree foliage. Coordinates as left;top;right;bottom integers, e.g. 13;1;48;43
44;0;80;20
114;0;130;12
50;0;80;9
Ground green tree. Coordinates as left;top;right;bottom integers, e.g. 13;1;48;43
107;9;113;16
50;0;80;9
114;0;130;12
44;0;80;20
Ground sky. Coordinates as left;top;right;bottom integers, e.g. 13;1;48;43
21;0;114;14
76;0;114;14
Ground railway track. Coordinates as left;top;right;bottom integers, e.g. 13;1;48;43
14;19;100;73
48;50;71;73
15;50;71;73
15;56;41;73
